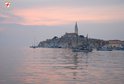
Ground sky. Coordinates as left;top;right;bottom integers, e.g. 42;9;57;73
0;0;124;47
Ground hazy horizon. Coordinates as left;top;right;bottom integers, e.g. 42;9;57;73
0;0;124;47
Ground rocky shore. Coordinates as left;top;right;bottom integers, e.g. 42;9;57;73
35;22;124;51
37;33;107;49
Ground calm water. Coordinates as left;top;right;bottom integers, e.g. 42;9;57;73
0;48;124;84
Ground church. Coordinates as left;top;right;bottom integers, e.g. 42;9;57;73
38;22;85;48
63;22;78;38
60;22;81;48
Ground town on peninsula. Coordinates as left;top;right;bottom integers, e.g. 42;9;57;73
31;22;124;51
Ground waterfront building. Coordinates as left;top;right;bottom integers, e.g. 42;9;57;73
108;40;123;48
38;22;81;48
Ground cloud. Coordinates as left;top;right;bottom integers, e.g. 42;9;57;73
0;11;23;24
12;6;124;26
1;0;124;26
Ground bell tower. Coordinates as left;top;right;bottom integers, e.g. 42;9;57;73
75;22;78;35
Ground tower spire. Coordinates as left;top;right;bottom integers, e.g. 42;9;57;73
75;22;78;35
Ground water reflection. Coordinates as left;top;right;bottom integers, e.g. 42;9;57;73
66;52;90;80
1;48;124;84
17;48;92;84
72;53;78;80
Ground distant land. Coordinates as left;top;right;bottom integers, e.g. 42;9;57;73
32;22;124;51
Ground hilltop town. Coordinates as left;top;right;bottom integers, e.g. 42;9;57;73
37;22;124;51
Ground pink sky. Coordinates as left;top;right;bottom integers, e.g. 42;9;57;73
0;0;124;26
0;0;124;43
0;6;120;26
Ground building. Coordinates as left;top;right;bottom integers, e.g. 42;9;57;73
61;22;79;48
75;22;78;35
38;22;86;48
108;40;122;48
64;22;78;37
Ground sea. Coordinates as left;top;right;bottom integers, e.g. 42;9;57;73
0;47;124;84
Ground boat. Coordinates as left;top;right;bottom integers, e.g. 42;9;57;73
72;34;93;52
72;47;92;52
30;46;38;49
119;47;124;50
97;47;112;51
30;38;38;49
